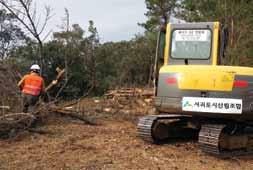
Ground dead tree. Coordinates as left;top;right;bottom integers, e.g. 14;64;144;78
0;0;53;73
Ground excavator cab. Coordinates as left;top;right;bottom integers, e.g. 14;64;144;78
138;22;253;157
154;22;252;116
154;22;228;94
157;22;229;65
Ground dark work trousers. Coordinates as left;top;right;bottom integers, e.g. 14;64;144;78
22;93;39;113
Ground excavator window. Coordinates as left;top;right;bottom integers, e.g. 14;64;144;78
170;29;212;60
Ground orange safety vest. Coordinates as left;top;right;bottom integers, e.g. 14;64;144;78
22;74;43;96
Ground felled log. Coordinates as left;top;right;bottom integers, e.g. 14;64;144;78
27;128;54;135
105;88;153;98
0;106;10;110
45;67;65;92
49;106;97;125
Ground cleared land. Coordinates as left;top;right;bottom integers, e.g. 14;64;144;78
0;98;253;170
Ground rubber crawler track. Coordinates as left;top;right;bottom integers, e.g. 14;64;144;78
137;114;190;143
199;124;253;157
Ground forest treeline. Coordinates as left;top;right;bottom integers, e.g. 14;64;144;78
0;0;252;99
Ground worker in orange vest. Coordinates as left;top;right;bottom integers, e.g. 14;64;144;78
18;64;45;112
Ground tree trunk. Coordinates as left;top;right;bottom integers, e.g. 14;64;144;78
37;41;44;74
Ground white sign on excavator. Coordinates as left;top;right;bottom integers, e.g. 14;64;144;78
182;97;243;114
175;29;209;41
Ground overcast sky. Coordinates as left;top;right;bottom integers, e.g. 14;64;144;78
36;0;147;42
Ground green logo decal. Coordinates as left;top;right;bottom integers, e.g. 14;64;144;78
183;101;192;107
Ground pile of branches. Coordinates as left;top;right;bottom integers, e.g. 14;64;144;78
0;101;97;138
0;113;35;138
0;62;22;113
0;62;20;95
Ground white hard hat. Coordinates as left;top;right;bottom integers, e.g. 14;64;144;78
30;64;40;70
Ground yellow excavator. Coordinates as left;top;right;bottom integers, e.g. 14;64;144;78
137;22;253;157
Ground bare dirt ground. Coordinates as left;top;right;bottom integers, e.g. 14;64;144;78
0;98;253;170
